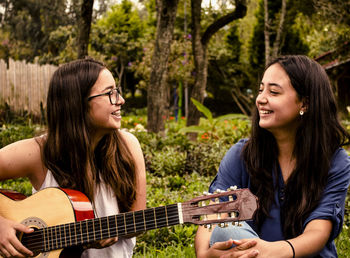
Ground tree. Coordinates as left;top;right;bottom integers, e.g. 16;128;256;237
147;0;179;133
264;0;286;66
0;0;70;62
91;0;145;96
77;0;94;58
187;0;247;128
249;0;309;74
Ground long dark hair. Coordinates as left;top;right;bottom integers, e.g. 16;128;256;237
42;58;137;212
242;55;349;238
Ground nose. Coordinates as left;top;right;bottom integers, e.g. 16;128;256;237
256;90;267;104
117;94;125;105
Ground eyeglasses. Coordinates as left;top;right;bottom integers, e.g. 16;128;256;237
88;88;121;105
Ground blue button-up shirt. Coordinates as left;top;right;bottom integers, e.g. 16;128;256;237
209;139;350;257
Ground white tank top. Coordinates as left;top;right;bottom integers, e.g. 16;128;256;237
32;170;136;258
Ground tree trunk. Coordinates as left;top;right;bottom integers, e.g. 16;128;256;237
77;0;94;59
147;0;179;133
264;0;270;66
271;0;286;59
187;0;247;127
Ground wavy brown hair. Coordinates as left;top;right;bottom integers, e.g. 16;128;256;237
42;58;136;212
242;55;349;238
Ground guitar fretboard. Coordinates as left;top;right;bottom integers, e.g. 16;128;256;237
21;204;180;253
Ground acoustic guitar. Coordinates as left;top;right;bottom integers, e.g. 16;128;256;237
0;187;258;258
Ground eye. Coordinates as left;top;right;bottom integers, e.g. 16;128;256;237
270;91;279;95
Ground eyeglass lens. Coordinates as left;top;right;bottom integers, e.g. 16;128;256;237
110;89;119;104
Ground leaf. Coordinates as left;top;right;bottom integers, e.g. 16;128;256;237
179;126;206;134
215;113;249;122
191;98;213;124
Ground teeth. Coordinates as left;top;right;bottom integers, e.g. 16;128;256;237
112;111;120;115
260;110;272;114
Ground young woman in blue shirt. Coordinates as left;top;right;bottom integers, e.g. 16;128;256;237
195;55;350;258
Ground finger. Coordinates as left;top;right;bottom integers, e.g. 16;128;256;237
10;238;34;257
220;250;259;258
0;246;12;258
101;237;118;247
233;239;257;251
212;239;235;251
14;224;34;234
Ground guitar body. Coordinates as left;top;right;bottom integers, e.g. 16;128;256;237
0;188;95;258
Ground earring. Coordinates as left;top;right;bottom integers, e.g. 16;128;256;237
299;110;304;116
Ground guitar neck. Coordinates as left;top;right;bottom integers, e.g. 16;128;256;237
22;204;181;253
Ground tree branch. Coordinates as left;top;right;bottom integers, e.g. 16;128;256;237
201;0;247;46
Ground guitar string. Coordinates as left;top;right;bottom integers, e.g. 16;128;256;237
23;202;237;251
23;216;181;251
22;206;182;251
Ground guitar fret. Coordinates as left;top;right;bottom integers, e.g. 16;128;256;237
42;227;46;251
58;225;62;248
124;212;135;234
50;226;54;250
93;218;96;241
116;214;125;236
134;210;145;233
108;216;117;238
123;213;127;235
107;216;110;238
114;215;118;237
143;210;146;231
85;220;89;243
165;206;168;226
54;225;58;249
133;212;136;232
63;223;67;248
99;217;103;240
144;208;156;230
153;208;157;228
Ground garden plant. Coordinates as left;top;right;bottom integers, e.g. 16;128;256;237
0;110;349;257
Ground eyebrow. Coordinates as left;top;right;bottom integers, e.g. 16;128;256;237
260;82;282;88
102;85;115;92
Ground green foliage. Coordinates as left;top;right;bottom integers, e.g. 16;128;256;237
134;172;211;256
0;124;40;148
179;98;250;141
90;0;145;93
1;117;350;258
0;178;32;196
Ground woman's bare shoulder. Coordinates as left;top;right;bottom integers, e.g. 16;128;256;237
0;137;45;180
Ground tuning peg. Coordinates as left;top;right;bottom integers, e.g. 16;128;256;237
229;195;233;201
229;186;238;191
215;197;220;203
203;191;209;196
204;224;212;231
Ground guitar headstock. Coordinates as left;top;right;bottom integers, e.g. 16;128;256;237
181;187;258;226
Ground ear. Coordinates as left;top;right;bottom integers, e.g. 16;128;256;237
301;97;309;113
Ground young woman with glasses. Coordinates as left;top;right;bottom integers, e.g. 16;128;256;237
195;55;350;258
0;57;146;257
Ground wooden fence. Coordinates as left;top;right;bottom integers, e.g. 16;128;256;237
0;59;57;117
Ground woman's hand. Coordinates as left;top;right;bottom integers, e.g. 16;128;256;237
83;237;118;249
0;216;34;257
199;239;259;258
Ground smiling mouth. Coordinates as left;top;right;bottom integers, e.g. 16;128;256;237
260;110;273;114
111;110;121;116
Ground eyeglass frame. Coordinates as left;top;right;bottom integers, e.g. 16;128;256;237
87;88;121;105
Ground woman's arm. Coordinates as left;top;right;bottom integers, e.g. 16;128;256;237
234;219;332;258
0;138;45;257
195;225;259;258
120;130;146;212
